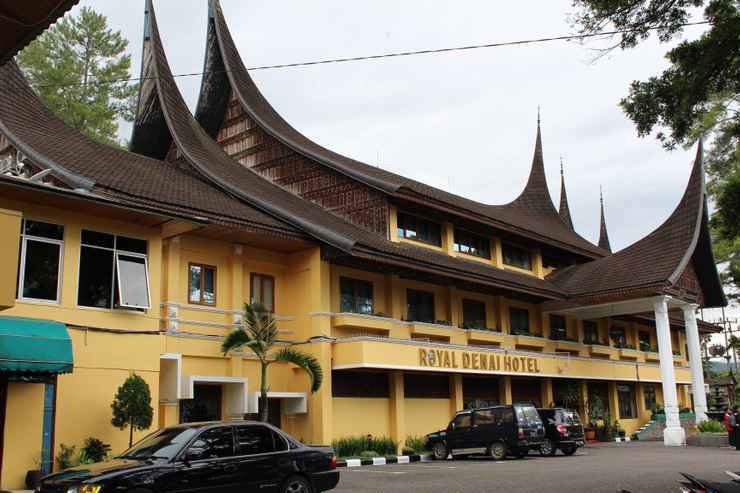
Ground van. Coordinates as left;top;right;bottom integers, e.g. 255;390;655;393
425;404;545;460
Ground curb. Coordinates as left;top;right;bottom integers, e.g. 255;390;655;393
336;454;424;468
614;437;631;443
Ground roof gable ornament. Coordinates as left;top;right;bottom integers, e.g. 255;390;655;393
598;186;612;253
558;157;574;230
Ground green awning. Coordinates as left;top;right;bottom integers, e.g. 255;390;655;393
0;316;73;374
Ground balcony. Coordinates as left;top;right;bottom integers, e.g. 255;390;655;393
587;341;617;358
554;339;583;353
409;320;454;342
332;312;394;335
464;326;505;345
644;351;660;362
510;330;547;350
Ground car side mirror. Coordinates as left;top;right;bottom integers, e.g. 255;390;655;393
449;422;455;431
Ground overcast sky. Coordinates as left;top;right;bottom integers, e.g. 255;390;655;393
72;1;736;325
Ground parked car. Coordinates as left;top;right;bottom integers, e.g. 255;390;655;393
536;407;585;456
425;404;545;460
37;421;339;493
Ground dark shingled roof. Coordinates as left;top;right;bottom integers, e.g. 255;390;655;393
558;162;574;230
196;0;606;260
547;142;726;308
0;1;79;66
125;0;566;301
0;62;302;238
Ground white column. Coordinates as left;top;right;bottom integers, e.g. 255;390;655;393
654;296;686;446
683;304;708;423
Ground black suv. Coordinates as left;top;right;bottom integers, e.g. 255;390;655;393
425;404;545;460
37;421;339;493
536;408;585;456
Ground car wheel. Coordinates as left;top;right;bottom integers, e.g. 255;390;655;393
561;445;577;456
487;441;507;460
432;441;449;460
282;475;313;493
539;438;556;456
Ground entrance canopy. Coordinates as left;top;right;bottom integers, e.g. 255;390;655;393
0;316;73;375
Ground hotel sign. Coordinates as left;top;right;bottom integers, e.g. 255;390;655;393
419;348;541;374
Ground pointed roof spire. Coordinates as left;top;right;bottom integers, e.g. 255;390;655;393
558;157;574;230
509;108;557;214
598;186;612;252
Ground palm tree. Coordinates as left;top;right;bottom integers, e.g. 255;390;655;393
222;302;323;422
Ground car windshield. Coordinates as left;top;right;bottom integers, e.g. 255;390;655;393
119;427;199;460
515;405;542;426
557;410;581;425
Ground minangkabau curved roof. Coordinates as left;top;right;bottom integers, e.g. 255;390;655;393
195;0;606;259
126;0;566;301
547;141;726;308
0;61;301;239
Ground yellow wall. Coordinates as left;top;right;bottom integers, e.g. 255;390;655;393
333;398;390;439
0;208;21;310
405;398;451;439
2;382;45;489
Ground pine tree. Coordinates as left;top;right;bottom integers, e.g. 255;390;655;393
17;6;137;146
111;374;154;448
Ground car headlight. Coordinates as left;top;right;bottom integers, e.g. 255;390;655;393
67;485;102;493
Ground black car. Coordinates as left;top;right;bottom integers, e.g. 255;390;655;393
425;404;545;460
37;421;339;493
536;408;585;456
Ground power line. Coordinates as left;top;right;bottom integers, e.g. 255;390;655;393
8;20;709;91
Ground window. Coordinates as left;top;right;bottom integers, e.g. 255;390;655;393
250;273;275;312
452;413;472;430
453;229;491;258
493;407;515;424
475;409;496;425
583;321;599;344
184;426;235;461
509;307;530;335
502;244;532;270
549;315;567;340
610;326;627;347
235;425;287;455
332;371;389;398
407;289;435;323
397;212;441;246
462;299;487;329
339;277;373;314
78;230;150;309
18;219;64;302
644;385;657;412
189;264;216;305
638;331;653;352
404;373;450;398
617;383;637;419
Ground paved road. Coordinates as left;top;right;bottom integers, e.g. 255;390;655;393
334;442;740;493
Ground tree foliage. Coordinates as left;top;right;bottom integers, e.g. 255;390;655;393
111;373;154;447
222;302;323;423
571;0;740;300
17;6;137;146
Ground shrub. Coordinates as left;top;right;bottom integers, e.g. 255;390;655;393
403;435;429;455
56;444;78;470
80;437;111;464
359;451;377;459
332;435;397;458
697;419;726;433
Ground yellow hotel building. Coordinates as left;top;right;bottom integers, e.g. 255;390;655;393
0;1;726;489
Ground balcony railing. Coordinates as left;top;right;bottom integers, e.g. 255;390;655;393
460;321;501;332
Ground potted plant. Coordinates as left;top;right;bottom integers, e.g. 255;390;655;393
25;455;45;490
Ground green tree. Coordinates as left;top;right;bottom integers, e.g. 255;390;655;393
222;302;323;423
111;374;154;448
17;6;137;146
571;0;740;300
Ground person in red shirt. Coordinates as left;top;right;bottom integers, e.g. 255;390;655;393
724;408;736;447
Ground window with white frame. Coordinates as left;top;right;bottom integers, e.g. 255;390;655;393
77;230;150;310
18;219;64;302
